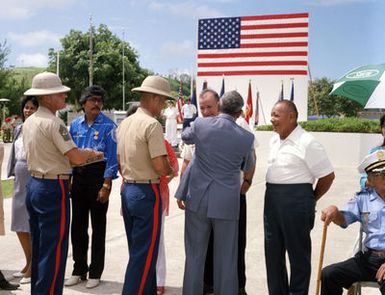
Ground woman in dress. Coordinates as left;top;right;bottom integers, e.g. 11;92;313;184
164;100;178;147
7;96;38;284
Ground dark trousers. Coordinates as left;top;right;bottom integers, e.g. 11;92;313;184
321;251;385;295
70;164;108;279
26;177;70;295
121;183;162;295
183;118;195;130
204;194;247;289
264;183;315;295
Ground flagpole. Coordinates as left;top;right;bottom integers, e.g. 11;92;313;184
88;14;94;86
56;49;60;76
122;28;126;111
258;87;267;125
308;65;320;117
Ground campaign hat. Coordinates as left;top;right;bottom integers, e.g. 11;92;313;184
132;75;175;100
24;72;70;96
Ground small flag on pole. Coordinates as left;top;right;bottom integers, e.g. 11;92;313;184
278;81;284;101
220;76;225;97
191;79;198;111
255;89;260;126
245;80;253;124
177;81;184;123
290;79;294;101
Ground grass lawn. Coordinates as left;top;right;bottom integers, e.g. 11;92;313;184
2;179;14;199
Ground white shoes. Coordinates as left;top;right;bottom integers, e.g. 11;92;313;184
64;275;83;286
65;276;100;288
19;277;31;284
86;279;100;289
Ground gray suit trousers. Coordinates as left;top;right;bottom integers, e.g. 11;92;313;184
183;208;238;295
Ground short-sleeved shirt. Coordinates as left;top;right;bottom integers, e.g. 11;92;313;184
341;188;385;251
117;107;167;181
23;106;77;175
70;112;118;179
266;125;333;184
181;104;197;119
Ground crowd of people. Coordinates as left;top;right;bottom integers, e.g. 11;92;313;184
1;71;385;295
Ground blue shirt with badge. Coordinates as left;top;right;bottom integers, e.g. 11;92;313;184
340;187;385;251
70;112;118;179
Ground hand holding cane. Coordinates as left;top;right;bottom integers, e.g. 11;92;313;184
315;222;328;295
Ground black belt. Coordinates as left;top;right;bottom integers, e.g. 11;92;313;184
124;179;160;184
368;249;385;257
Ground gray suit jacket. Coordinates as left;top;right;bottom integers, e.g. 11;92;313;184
176;114;254;220
7;124;23;178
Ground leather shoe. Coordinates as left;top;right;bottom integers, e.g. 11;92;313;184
157;286;165;295
64;275;86;286
0;279;19;290
86;278;100;289
204;283;214;294
238;287;248;295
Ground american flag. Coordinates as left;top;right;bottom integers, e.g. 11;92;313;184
197;12;309;77
177;81;184;122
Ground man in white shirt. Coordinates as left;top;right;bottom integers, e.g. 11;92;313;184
181;98;197;130
265;100;335;295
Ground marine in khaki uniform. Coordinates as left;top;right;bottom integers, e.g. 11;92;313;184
23;72;102;295
117;75;173;295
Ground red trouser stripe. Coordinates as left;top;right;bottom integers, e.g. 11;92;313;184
138;184;160;295
49;180;66;295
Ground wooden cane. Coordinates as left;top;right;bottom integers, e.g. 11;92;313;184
315;222;328;295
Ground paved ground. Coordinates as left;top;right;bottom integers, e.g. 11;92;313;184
0;142;381;294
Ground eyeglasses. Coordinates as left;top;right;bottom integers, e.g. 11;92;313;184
87;97;103;104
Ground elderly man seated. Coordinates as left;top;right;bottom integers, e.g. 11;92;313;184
321;150;385;295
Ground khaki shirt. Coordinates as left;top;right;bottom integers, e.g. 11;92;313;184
117;107;167;181
23;106;77;175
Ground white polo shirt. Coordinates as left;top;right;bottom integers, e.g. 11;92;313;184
181;104;197;119
266;125;333;184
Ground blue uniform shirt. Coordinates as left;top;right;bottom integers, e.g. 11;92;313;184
341;188;385;251
70;112;118;179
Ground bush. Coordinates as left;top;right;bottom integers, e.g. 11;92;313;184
256;118;380;133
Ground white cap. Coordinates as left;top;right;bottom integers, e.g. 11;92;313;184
358;150;385;174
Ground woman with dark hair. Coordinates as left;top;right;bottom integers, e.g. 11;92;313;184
7;96;38;284
360;114;385;189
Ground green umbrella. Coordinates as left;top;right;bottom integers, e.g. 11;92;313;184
330;63;385;108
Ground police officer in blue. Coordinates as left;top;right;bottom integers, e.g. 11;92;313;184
65;85;118;289
321;150;385;294
23;72;103;295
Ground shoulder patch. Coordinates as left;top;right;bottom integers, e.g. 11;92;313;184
59;125;71;141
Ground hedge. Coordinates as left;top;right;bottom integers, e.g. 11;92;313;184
256;118;381;133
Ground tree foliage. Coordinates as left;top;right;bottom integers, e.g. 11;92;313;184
48;24;151;110
308;77;363;117
0;41;29;120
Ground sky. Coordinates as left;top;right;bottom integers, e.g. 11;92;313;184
0;0;384;80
